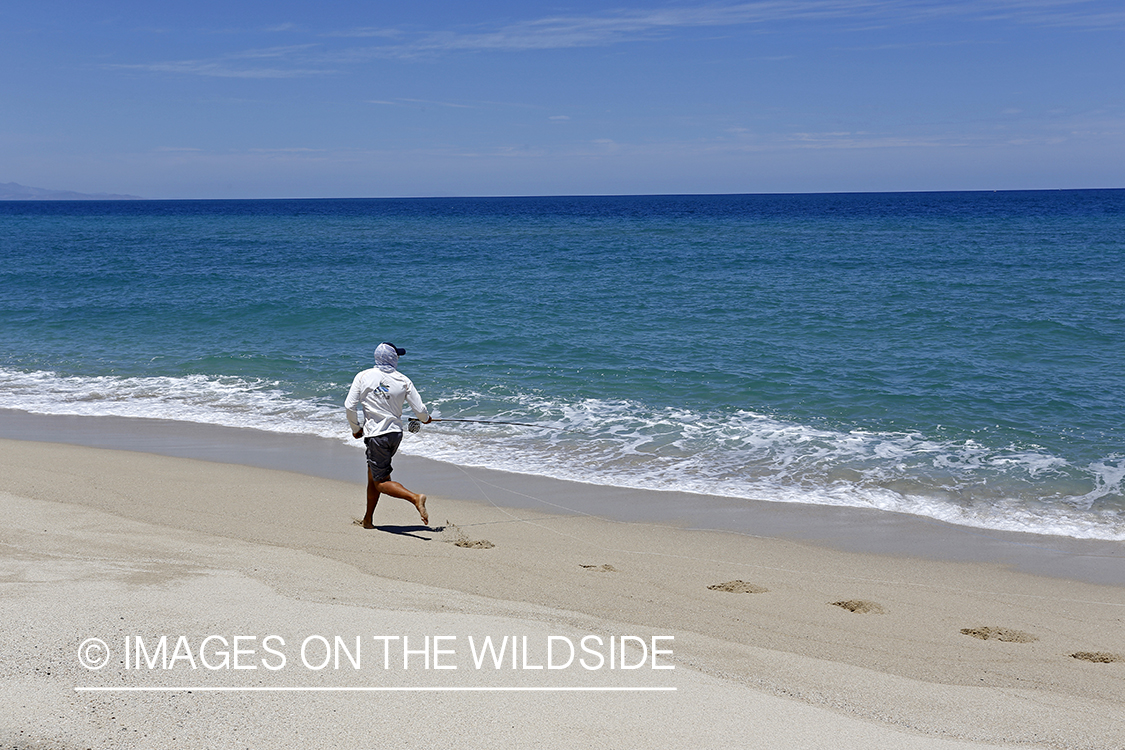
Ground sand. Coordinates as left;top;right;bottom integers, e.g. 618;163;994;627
2;436;1124;749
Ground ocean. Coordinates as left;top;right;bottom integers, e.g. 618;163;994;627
2;191;1123;540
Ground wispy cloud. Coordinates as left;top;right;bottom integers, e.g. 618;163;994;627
833;38;997;52
113;1;1123;78
323;26;404;39
107;44;335;78
332;0;1124;58
785;130;957;149
248;147;326;152
970;0;1125;28
343;2;869;56
397;98;476;109
367;98;477;109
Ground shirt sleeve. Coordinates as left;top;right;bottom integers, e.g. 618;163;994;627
344;373;364;433
404;379;429;423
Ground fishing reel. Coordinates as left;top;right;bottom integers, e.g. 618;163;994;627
408;418;422;433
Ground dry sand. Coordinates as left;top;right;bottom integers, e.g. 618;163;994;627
2;437;1124;749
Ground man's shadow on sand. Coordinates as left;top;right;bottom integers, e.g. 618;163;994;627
352;520;443;541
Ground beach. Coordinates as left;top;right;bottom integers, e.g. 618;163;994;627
2;422;1123;749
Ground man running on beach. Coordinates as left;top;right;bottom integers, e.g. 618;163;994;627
345;342;432;528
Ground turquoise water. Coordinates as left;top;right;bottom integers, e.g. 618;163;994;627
2;192;1123;539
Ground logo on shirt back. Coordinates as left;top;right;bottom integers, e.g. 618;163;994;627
373;380;392;401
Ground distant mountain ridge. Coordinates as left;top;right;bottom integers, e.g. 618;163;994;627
1;182;143;200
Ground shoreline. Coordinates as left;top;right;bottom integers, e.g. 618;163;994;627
2;408;1123;586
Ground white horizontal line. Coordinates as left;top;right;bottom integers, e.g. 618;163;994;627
75;686;676;693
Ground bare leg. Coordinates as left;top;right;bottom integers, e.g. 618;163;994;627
373;479;429;526
361;467;380;529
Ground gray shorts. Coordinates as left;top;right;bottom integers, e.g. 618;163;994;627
364;432;403;481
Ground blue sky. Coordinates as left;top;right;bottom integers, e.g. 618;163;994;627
2;1;1122;198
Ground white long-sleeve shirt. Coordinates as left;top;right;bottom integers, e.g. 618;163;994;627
344;367;430;437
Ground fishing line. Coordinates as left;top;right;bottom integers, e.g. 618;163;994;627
409;418;563;432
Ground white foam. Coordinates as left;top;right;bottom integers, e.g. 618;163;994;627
2;369;1122;540
0;368;342;439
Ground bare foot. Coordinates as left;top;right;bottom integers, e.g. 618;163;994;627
359;517;375;529
415;494;429;526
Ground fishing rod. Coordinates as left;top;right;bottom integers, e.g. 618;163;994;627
408;417;544;432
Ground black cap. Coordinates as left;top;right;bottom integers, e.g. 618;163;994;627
381;342;406;356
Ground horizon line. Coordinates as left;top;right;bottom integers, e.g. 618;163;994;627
5;186;1124;203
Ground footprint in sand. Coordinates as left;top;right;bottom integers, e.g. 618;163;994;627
442;521;495;549
707;580;768;594
455;539;495;549
830;599;885;614
960;626;1038;643
580;564;617;573
1070;651;1123;663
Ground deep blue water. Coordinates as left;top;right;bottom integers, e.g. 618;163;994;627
2;191;1123;538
